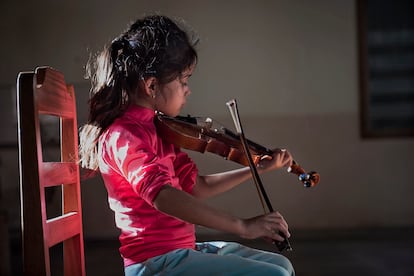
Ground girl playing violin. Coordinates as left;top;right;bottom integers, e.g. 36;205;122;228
80;15;295;276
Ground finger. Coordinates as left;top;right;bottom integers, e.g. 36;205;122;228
272;225;290;239
268;212;290;237
270;229;289;241
274;149;291;167
280;152;290;168
282;151;293;167
264;211;283;220
267;227;284;242
273;213;288;229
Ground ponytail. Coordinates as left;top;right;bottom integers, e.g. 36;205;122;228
79;44;129;170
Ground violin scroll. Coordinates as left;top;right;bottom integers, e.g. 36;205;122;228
288;162;320;188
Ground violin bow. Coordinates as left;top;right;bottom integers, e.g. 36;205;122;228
226;99;292;252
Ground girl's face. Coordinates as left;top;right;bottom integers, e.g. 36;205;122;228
155;65;194;117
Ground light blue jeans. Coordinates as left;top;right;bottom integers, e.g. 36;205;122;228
125;241;295;276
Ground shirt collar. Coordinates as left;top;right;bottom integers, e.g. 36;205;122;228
124;105;156;123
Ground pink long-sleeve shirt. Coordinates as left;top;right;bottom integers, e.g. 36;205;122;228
98;105;198;267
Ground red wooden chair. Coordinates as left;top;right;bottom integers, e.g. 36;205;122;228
17;66;85;275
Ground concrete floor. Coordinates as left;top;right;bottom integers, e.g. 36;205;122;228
8;227;414;275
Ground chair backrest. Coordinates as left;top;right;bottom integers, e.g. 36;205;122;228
17;67;85;275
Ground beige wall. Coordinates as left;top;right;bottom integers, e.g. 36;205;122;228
1;0;413;239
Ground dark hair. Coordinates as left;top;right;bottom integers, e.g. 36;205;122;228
79;15;198;170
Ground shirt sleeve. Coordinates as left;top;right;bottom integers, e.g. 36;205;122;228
173;147;198;193
101;125;174;206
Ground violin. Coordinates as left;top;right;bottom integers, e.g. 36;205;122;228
155;113;320;188
155;100;320;252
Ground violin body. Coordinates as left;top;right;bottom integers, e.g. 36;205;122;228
155;113;320;188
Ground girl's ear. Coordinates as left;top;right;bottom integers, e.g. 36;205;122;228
141;77;158;97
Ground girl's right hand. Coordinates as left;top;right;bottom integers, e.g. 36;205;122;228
240;211;290;242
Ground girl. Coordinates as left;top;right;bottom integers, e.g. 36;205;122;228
80;15;295;276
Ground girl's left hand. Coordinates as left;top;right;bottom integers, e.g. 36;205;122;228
257;148;293;172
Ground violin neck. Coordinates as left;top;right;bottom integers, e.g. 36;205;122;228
223;128;273;155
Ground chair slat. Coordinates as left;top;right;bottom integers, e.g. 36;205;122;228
46;212;80;247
